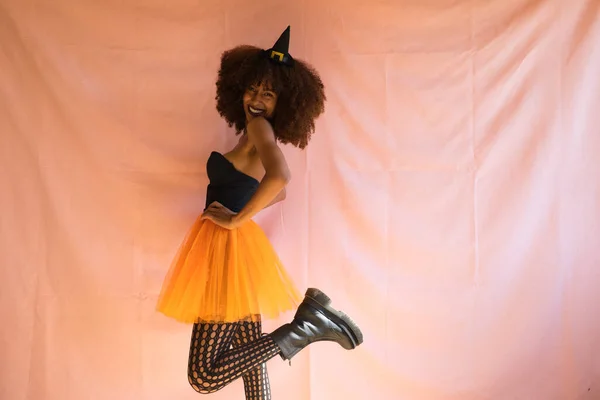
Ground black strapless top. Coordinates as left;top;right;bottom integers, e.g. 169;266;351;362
205;151;260;212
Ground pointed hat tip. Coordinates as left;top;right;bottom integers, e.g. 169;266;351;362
265;25;295;66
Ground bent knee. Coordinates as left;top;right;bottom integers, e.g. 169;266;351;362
188;372;225;394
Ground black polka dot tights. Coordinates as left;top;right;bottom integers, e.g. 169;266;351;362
187;318;279;399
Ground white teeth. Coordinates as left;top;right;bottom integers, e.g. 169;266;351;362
249;106;264;114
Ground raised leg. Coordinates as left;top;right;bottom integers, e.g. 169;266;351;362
187;321;280;394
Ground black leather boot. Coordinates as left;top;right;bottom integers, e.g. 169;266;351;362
269;288;364;361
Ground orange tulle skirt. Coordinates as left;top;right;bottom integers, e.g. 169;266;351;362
156;216;302;324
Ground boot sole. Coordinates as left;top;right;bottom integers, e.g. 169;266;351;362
304;288;364;349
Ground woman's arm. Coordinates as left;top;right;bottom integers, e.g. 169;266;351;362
264;187;286;209
232;117;290;224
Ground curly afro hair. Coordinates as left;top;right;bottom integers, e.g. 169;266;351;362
215;45;326;149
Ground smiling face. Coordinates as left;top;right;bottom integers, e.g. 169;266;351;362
242;81;278;123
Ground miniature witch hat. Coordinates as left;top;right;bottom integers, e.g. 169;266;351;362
264;26;295;67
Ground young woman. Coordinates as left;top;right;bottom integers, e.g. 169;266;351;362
156;26;363;399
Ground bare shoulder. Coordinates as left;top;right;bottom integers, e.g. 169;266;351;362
246;118;289;177
246;117;277;148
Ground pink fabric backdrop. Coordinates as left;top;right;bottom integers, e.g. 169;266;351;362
1;0;599;399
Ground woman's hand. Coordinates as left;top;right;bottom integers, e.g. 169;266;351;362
201;201;241;230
